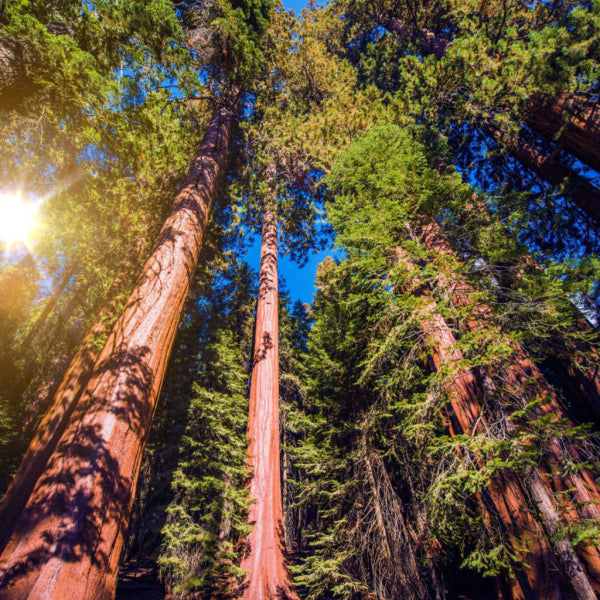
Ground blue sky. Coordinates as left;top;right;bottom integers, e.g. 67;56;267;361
281;0;308;14
244;0;334;306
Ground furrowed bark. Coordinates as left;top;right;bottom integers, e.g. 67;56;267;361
416;223;600;596
239;169;298;600
0;88;239;600
0;242;145;553
396;245;562;598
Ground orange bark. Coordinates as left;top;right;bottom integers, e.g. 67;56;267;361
239;186;298;600
0;89;239;600
417;223;600;595
0;242;144;552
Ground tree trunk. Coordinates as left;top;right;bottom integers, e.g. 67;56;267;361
482;121;600;225
525;94;600;175
415;223;600;595
379;17;600;177
239;171;298;600
0;88;239;600
0;35;34;111
378;14;451;59
0;242;145;552
18;262;79;354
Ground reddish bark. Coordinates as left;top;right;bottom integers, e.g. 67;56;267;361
417;223;600;595
0;242;144;552
483;122;600;224
526;94;600;175
0;88;239;600
239;183;298;600
379;17;600;178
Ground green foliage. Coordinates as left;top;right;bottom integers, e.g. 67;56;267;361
289;124;600;598
158;327;251;597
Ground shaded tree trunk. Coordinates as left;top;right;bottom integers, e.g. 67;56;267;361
0;241;145;552
18;262;79;354
482;121;600;225
0;35;34;111
0;88;239;600
239;172;298;600
415;223;600;595
379;17;600;176
525;94;600;175
377;14;450;59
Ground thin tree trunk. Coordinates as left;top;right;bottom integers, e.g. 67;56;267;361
0;242;145;552
239;169;298;600
18;262;79;354
0;88;239;600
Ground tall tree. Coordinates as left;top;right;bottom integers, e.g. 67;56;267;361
0;1;275;596
239;167;299;599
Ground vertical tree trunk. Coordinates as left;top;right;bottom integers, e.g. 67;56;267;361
239;169;299;600
0;88;239;600
0;241;145;552
0;35;34;111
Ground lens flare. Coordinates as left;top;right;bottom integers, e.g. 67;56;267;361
0;191;39;248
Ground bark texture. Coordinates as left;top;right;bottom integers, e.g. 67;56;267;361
526;94;600;175
0;242;144;552
417;223;600;597
239;180;299;600
0;89;239;600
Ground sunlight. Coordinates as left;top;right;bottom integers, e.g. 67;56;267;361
0;191;40;249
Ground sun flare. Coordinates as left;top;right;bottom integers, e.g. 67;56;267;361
0;191;39;248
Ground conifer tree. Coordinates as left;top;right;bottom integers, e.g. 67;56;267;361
0;1;274;597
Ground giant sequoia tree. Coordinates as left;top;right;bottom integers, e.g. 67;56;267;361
0;0;600;599
0;0;273;597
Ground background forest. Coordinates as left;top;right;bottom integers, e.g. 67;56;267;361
1;0;600;599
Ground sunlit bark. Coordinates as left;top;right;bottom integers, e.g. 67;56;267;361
239;169;298;600
0;88;239;600
0;242;144;552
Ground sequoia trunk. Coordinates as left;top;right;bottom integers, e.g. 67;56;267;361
0;242;144;552
0;89;239;600
379;17;600;178
416;223;600;596
239;177;298;600
483;122;600;225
